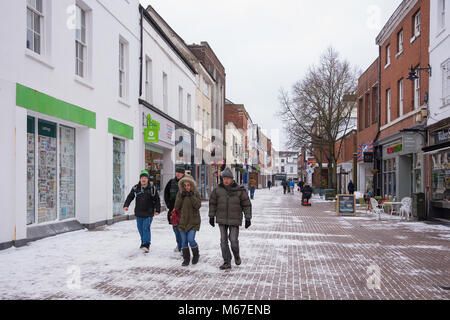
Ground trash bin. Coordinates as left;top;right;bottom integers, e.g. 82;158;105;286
413;193;426;220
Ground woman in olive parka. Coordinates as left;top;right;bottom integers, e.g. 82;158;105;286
174;175;202;266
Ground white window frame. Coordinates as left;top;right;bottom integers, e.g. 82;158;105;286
439;0;446;31
145;57;153;104
386;44;391;67
398;30;403;53
75;5;87;78
178;86;184;123
118;38;129;99
26;0;44;55
414;70;421;109
442;59;450;107
187;94;192;127
387;89;391;123
414;11;421;37
399;79;404;116
163;72;168;112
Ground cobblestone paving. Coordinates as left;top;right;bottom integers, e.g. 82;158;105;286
1;187;449;300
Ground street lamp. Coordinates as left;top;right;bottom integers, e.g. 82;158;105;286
407;64;432;81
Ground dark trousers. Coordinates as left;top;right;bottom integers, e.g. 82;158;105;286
219;224;240;264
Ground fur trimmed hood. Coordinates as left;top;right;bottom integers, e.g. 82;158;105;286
178;175;198;193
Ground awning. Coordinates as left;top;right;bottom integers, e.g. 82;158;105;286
422;141;450;155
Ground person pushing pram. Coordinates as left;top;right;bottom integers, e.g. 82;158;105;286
301;184;313;206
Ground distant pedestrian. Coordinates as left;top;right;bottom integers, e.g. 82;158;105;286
348;181;355;195
164;166;186;255
289;180;295;194
301;184;313;204
174;175;202;267
298;181;305;192
268;180;272;190
250;184;256;200
209;167;252;270
282;180;287;194
123;170;161;253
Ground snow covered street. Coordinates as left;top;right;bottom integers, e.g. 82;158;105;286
0;186;449;300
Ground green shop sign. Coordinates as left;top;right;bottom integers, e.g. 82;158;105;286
144;114;160;143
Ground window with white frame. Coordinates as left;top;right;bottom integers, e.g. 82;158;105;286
119;39;128;99
187;94;192;127
178;87;184;123
26;0;43;54
202;78;210;97
397;29;403;53
163;73;168;112
196;106;201;133
75;5;87;77
413;10;421;37
442;59;450;106
439;0;446;30
386;89;391;123
145;57;153;104
398;79;404;116
414;70;420;108
202;110;206;137
386;45;391;66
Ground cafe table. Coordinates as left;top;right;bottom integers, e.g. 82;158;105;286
382;201;402;217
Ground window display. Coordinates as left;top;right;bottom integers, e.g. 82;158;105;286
431;150;450;201
145;145;163;191
27;116;35;225
413;152;422;193
37;119;57;223
383;159;396;197
60;126;76;221
113;138;126;216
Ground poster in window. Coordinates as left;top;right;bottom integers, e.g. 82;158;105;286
27;116;35;225
60;126;76;221
113;138;126;216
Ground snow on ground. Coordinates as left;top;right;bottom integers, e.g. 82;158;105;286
0;186;449;300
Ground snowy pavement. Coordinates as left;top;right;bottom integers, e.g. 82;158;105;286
0;186;449;300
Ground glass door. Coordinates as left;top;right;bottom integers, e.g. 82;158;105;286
113;138;126;216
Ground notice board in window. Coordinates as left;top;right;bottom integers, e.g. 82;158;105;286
337;194;356;216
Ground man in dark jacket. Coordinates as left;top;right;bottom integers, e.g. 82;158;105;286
124;170;161;253
164;166;185;253
282;180;287;194
348;181;355;194
209;167;252;270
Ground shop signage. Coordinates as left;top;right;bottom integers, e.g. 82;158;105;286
337;194;356;216
357;141;374;161
387;144;402;154
307;158;316;165
38;119;57;138
144;114;160;143
433;128;450;144
364;152;374;163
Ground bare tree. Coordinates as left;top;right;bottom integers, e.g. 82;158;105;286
278;47;358;190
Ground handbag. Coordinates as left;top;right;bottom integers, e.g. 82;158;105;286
170;209;181;226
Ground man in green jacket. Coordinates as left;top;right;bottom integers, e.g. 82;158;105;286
209;167;252;270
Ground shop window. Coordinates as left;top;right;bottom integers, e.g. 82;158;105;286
59;126;76;220
145;145;164;192
383;159;396;197
412;153;422;193
113;138;126;216
431;151;450;201
27;117;77;225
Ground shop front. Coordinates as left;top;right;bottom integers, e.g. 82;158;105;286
356;140;375;194
423;120;450;219
379;131;425;200
141;108;175;194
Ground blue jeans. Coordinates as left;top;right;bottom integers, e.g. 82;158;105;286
136;217;153;245
173;226;182;252
179;230;198;249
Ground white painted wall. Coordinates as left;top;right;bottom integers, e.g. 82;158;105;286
428;0;450;125
0;0;142;244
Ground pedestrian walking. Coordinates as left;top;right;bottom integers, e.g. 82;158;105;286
250;184;256;200
298;180;305;192
289;180;295;194
164;166;186;255
282;180;287;194
268;180;272;190
123;170;161;253
348;180;355;195
209;167;252;270
301;183;313;205
174;175;202;267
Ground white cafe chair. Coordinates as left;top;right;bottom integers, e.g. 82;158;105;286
370;198;384;220
399;197;412;221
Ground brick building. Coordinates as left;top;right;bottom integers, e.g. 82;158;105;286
375;0;429;199
335;130;357;194
357;58;380;194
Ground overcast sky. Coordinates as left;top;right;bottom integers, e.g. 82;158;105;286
139;0;403;151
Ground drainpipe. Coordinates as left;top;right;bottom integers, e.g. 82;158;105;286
139;6;143;98
373;45;382;196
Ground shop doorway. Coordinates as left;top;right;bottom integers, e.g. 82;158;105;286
145;144;164;192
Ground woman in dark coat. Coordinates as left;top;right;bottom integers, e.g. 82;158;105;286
174;175;202;266
348;181;355;194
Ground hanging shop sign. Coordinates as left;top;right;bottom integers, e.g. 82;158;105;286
357;140;374;161
144;114;160;143
364;152;374;163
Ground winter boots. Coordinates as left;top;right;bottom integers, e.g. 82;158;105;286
219;262;232;270
140;243;150;254
191;246;200;265
182;248;190;266
234;256;241;265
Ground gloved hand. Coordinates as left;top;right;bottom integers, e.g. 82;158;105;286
245;220;251;229
209;217;215;227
